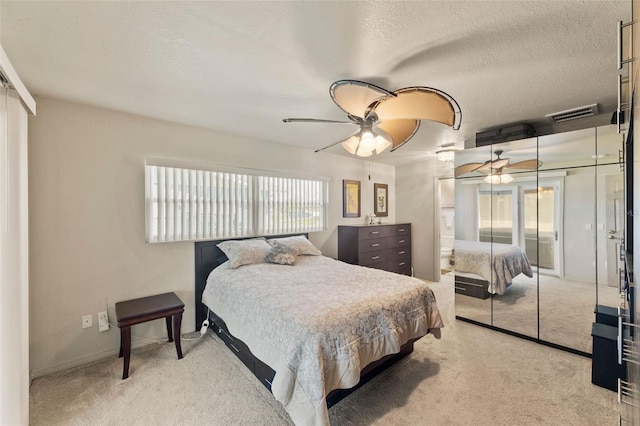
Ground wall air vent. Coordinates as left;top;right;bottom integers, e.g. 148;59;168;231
545;104;599;122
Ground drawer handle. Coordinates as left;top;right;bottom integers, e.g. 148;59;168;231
398;262;405;266
371;256;380;260
455;287;467;291
399;228;405;232
618;313;623;365
371;231;380;235
371;243;380;247
398;251;405;255
398;240;405;243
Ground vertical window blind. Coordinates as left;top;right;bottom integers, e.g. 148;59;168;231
145;165;328;243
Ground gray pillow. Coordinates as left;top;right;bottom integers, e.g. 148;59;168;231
265;241;298;265
267;235;322;256
217;238;272;268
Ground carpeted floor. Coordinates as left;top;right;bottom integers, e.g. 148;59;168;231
29;281;621;425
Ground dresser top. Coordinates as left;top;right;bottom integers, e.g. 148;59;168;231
338;223;410;228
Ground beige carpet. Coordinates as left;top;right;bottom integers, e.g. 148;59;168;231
30;281;621;425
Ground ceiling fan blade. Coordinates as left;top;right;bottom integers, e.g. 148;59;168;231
455;163;486;177
330;80;395;119
283;118;355;124
505;159;543;170
375;119;420;151
474;158;510;172
370;87;462;130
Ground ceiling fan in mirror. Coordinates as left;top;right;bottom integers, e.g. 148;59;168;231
283;80;462;157
455;149;542;184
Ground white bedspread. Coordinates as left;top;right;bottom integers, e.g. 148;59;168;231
202;255;444;426
454;240;533;295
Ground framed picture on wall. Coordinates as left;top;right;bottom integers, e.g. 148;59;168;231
374;183;388;217
343;180;361;218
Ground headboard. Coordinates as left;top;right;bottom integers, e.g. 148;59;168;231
194;233;308;329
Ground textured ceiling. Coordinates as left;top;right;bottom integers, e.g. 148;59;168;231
0;1;632;165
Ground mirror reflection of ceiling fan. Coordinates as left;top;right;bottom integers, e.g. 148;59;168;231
283;80;461;157
455;149;542;183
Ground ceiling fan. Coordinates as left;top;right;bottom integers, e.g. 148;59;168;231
283;80;462;157
454;149;542;181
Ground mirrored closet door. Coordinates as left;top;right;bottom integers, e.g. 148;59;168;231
454;124;625;355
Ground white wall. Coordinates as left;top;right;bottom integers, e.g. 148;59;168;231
28;96;395;377
396;157;453;281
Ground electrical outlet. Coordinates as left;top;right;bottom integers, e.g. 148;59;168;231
98;311;109;332
82;315;92;328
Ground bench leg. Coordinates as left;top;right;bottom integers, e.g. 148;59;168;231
118;326;123;358
173;312;183;359
121;326;131;379
166;316;173;342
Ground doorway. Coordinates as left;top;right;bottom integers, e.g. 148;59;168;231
436;178;455;282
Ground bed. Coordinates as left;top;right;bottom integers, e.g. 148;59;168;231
454;240;533;298
194;234;444;426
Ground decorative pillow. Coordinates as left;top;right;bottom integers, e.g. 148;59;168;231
267;235;322;256
265;241;298;265
216;238;272;268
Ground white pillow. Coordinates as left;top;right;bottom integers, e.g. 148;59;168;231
267;235;321;256
217;238;272;268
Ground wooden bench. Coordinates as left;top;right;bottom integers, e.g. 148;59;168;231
115;292;184;379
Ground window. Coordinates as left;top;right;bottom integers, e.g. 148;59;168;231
145;165;328;243
478;190;513;244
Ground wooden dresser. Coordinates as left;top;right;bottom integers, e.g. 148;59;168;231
337;223;412;276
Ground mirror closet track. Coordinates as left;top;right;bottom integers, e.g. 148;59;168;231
454;124;625;356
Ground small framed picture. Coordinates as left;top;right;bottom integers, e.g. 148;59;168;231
343;180;361;218
374;183;388;217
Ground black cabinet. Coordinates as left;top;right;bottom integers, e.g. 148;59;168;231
591;322;627;391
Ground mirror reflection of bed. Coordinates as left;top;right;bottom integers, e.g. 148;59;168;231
454;124;624;355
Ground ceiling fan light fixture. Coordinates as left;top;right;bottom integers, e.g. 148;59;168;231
484;173;513;184
359;129;376;153
341;135;360;155
341;127;393;157
374;134;392;154
436;149;457;162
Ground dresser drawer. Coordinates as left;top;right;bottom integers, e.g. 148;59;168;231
359;250;388;266
358;237;389;253
387;246;410;260
388;257;411;274
358;226;389;240
388;235;410;248
388;224;411;236
363;260;389;271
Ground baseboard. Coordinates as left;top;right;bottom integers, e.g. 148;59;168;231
30;347;120;379
30;336;168;379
